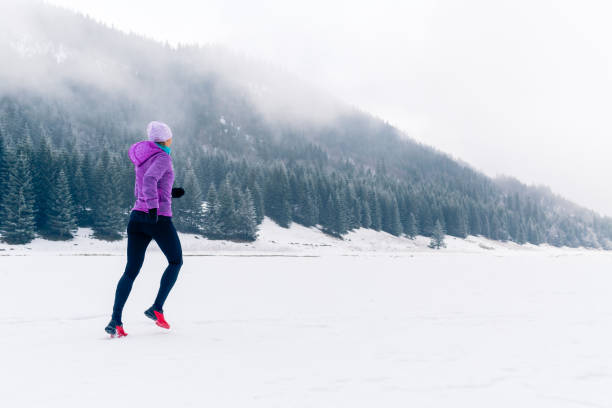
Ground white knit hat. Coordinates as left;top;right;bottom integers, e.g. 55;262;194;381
147;121;173;142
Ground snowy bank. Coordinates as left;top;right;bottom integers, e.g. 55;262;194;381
0;217;604;256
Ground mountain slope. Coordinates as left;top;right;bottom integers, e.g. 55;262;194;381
0;1;611;248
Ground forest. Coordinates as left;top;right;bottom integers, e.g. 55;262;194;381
0;92;610;248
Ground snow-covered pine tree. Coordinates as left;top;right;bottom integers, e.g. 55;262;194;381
405;212;418;239
202;183;222;239
217;177;237;238
250;180;265;224
428;219;446;249
1;151;36;244
57;146;80;220
234;187;258;241
45;168;78;240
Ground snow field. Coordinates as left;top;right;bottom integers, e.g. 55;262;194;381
2;252;612;407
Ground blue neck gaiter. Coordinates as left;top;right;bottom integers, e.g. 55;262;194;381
155;142;171;155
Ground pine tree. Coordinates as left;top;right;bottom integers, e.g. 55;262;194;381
547;224;564;247
91;152;124;240
360;199;372;229
1;151;36;244
57;146;80;219
0;132;6;230
292;174;318;227
301;179;319;226
202;183;222;238
320;193;334;232
73;152;94;226
174;163;204;233
469;204;482;236
250;180;265;224
387;196;403;236
18;122;34;158
368;190;382;231
334;186;349;234
527;218;541;245
330;191;348;236
481;213;491;238
345;183;361;230
406;212;418;239
71;163;89;225
33;133;55;232
419;203;434;236
217;177;237;238
456;206;468;238
428;219;446;249
45;168;78;240
234;188;258;241
265;163;291;227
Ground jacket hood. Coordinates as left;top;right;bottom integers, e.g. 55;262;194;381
128;141;164;167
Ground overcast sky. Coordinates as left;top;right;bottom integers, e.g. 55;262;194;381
44;0;612;216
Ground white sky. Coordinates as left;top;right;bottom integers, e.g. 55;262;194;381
44;0;612;216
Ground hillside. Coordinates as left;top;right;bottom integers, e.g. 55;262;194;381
0;1;611;248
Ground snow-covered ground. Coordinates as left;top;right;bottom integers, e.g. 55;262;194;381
0;217;602;256
2;219;612;407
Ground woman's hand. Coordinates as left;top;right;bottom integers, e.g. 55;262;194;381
172;187;185;198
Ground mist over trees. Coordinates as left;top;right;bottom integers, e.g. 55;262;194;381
1;2;612;248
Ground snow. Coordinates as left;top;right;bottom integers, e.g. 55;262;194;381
2;218;611;407
0;216;601;256
2;251;612;407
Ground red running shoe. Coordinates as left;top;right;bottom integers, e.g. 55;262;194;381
145;306;170;329
105;320;128;338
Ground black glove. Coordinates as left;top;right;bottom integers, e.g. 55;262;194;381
172;187;185;198
146;207;158;224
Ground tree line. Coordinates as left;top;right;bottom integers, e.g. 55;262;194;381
1;93;612;249
1;125;611;249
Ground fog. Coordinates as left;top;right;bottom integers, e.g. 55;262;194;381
23;0;612;216
0;0;351;133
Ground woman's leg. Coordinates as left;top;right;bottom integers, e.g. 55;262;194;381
151;218;183;312
112;225;152;324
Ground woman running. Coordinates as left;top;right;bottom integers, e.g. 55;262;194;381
105;121;185;337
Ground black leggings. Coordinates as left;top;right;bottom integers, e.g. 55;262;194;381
112;210;183;324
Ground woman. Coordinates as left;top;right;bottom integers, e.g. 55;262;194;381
105;121;185;338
